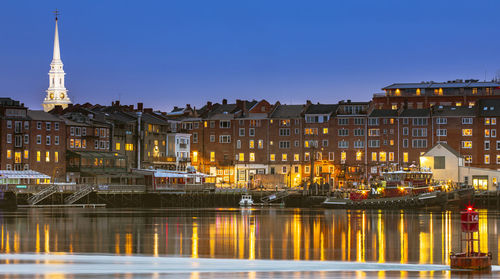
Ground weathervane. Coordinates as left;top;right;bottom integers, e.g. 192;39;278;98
54;9;60;21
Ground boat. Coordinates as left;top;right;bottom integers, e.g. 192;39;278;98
323;167;473;209
239;194;254;207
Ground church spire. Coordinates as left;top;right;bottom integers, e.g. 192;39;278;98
53;12;61;61
43;10;71;112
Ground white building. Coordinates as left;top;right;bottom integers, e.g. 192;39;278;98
166;133;191;171
43;14;72;112
420;143;500;191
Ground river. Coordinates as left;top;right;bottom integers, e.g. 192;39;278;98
0;207;498;278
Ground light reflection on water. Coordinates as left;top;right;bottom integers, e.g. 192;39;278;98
0;208;499;278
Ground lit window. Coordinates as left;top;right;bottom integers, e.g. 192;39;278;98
403;152;408;163
249;153;255;162
389;152;394;161
116;143;121;150
249;140;255;149
46;151;50;162
6;150;11;159
379;152;387;162
472;88;478;94
37;151;41;162
416;88;421;96
282;154;287;161
462;129;473;136
461;141;472;148
192;151;198;163
485;154;490;164
323;128;328;134
24;150;29;159
356;151;362;161
294;154;299;161
371;152;377;162
210;152;215;162
270;154;275;161
239;153;244;161
390;140;394;146
341;151;346;162
55;151;58;163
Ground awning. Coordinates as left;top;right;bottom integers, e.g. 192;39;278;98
0;170;51;179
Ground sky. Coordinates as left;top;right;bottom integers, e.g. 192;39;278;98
1;0;500;111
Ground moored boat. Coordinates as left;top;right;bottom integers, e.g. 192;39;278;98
239;194;254;207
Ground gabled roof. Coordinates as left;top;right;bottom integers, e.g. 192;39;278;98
305;104;338;115
423;142;461;158
431;106;475;117
270;105;304;118
368;109;398;118
477;99;500;117
399;108;430;117
383;80;500;90
28;110;63;121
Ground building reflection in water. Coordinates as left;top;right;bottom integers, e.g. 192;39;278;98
0;208;498;265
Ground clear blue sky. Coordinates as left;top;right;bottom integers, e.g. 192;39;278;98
1;0;499;111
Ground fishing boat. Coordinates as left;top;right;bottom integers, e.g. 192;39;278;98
323;168;473;209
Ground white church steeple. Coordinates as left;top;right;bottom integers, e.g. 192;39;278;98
43;10;71;112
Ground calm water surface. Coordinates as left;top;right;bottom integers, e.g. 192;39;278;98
0;207;499;278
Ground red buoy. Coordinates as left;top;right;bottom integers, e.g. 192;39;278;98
450;207;492;270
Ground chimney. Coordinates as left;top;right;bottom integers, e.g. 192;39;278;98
115;100;120;106
137;102;143;111
306;100;312;106
207;101;212;109
186;104;192;110
144;108;153;113
222;99;228;105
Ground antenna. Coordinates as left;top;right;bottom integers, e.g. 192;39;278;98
53;9;60;21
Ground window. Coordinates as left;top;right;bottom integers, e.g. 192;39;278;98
338;140;348;148
236;140;241;149
462;118;473;124
338;118;348;125
354;129;364;136
368;129;380;136
46;122;51;131
497;155;500;164
485;154;490;164
379;152;387;162
249;128;255;136
371;152;377;162
354;140;364;148
464;155;472;164
239;128;245;136
341;151;346;162
356;151;363;161
36;135;42;144
434;156;445;169
323;128;328;134
412;128;427;137
304;152;310;161
45;151;50;162
437;129;447;136
116;143;121;150
461;141;472;148
210;152;215;162
37;122;41;129
368;140;380;148
413;118;428;126
24;135;29;144
492;129;497;138
403;139;408;148
46;136;51;145
338;129;349;136
193;132;198;143
279;128;290;136
282;166;287;173
493;118;497;125
485;129;491;137
354;118;365;125
6;134;11;144
436;118;447;125
6;150;12;159
193;122;199;129
7;121;12;129
462;129;473;136
210;135;215;142
485;118;491;125
219;121;230;128
368;118;379;126
280;119;290;127
328;152;334;161
485;141;490;150
294;154;299;161
403;152;409;163
24;121;29;130
295;128;299;134
219;135;231;143
249;140;255;149
270;154;275;161
389;152;394;161
304;166;310;173
294;140;299;147
279;141;290;149
412;139;427;148
304;128;318;135
55;151;59;163
238;153;244;161
258;140;263;149
282;154;287;161
125;144;134;151
210;121;215;128
322;140;328;147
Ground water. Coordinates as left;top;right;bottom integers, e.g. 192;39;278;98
0;207;499;278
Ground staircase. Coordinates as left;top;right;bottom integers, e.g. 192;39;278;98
261;190;290;204
28;185;58;205
65;185;94;204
